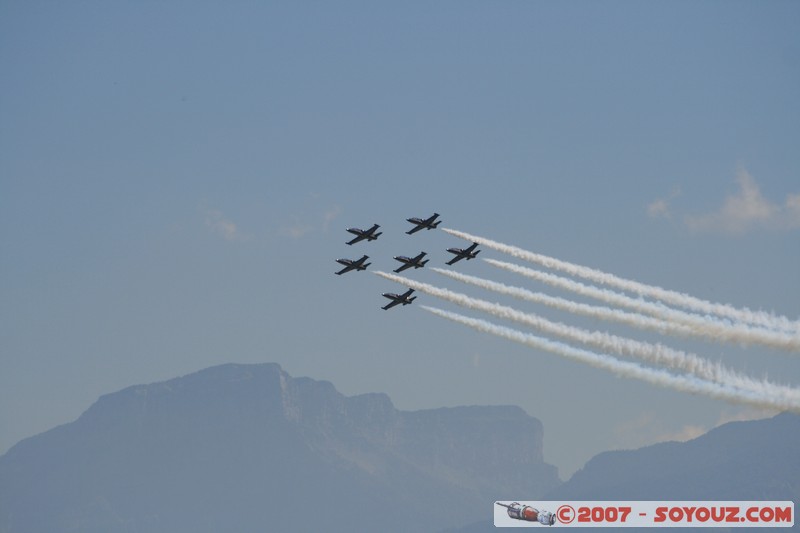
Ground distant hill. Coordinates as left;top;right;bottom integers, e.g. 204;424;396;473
546;412;800;502
0;363;560;533
446;413;799;533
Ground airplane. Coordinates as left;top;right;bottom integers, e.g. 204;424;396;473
496;502;555;526
445;242;480;265
406;213;441;234
381;288;416;310
393;251;428;273
346;224;382;245
335;255;371;275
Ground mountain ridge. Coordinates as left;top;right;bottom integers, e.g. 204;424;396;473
545;411;800;502
0;362;560;533
6;363;795;533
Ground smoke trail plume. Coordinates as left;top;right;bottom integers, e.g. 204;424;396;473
421;306;800;413
433;267;698;339
375;271;800;400
484;258;800;352
442;227;800;334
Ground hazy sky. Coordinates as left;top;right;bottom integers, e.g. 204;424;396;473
2;1;798;477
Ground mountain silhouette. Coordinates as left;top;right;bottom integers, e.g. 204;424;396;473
445;413;799;532
546;412;800;502
0;363;559;533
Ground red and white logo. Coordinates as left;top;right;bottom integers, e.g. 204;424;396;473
494;501;794;528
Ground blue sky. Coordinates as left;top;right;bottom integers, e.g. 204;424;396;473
2;1;798;477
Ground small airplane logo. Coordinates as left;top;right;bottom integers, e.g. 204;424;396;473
393;251;429;273
346;224;382;245
406;213;441;234
335;255;371;275
445;242;480;265
496;502;556;526
381;288;416;310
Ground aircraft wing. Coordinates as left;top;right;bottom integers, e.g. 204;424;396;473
336;264;357;275
399;288;415;299
393;262;414;273
346;234;366;245
445;255;463;266
464;242;479;253
406;224;424;235
382;299;403;310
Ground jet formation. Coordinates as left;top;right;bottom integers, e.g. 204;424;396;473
334;213;480;309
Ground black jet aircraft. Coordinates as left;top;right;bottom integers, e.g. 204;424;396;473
446;242;480;265
346;224;382;245
393;251;429;273
335;255;371;275
406;213;441;234
381;288;416;310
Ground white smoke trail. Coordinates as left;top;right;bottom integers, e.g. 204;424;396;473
421;306;800;413
432;267;698;339
375;271;800;401
442;227;800;334
485;258;800;352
